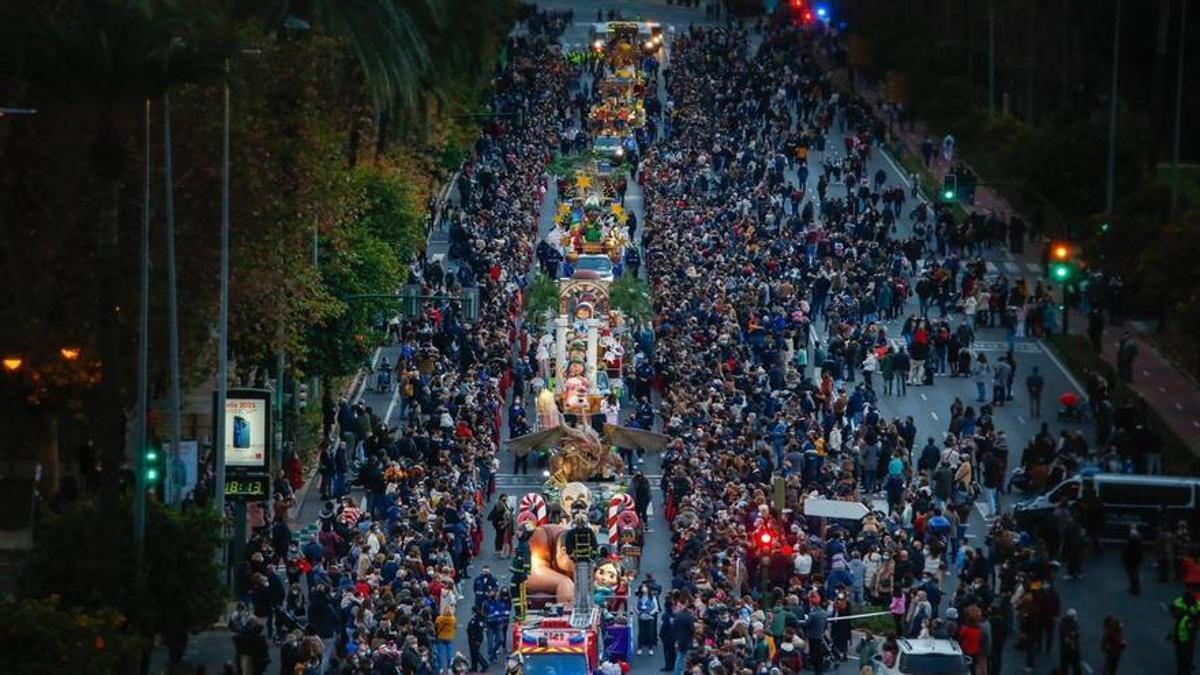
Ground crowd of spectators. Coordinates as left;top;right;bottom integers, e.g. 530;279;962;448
226;10;576;674
634;20;1149;675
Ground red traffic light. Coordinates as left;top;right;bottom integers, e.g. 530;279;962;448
803;11;813;21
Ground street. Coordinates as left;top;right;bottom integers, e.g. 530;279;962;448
158;3;1191;674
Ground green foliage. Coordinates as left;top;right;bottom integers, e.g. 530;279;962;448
349;165;426;261
0;598;146;675
609;274;653;325
21;499;226;645
524;272;561;326
304;165;415;379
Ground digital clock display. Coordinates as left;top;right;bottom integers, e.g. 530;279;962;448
224;475;269;499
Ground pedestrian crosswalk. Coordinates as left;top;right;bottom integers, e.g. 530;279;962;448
984;260;1042;276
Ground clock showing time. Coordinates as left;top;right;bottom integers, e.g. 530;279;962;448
224;475;269;499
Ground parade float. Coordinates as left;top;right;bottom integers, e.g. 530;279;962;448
509;485;647;672
504;25;665;674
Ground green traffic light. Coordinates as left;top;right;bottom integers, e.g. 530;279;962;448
146;468;159;481
145;450;158;462
1052;265;1070;280
943;189;955;200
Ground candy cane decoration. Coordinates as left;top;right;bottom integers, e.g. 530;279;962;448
608;493;635;545
519;493;547;526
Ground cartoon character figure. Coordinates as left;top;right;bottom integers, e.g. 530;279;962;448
560;482;591;516
527;524;578;604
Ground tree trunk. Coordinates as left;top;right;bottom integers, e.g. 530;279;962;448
375;108;390;163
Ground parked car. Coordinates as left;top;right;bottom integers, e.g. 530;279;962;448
1013;471;1200;541
872;638;971;675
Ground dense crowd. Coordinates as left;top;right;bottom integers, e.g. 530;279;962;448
632;19;1195;675
226;10;575;675
219;9;1200;675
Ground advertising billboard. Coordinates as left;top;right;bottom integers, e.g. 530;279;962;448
214;389;271;471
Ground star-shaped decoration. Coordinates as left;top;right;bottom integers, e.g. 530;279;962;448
575;173;593;190
610;203;624;217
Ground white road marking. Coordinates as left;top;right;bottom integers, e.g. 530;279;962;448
1192;420;1200;428
1003;261;1020;273
1037;341;1088;394
1083;662;1094;674
352;346;385;403
1017;415;1025;424
920;393;927;401
930;411;939;421
879;147;915;191
1176;403;1184;411
968;341;1041;353
1025;262;1041;272
1144;369;1152;377
383;382;402;425
1159;386;1167;393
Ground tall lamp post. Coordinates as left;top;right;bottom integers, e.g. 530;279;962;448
134;99;152;561
215;59;231;580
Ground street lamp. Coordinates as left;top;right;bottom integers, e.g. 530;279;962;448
59;347;80;361
2;357;22;372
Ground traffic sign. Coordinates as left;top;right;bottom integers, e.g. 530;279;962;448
804;498;869;520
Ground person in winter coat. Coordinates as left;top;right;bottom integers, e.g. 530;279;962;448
636;583;661;655
467;605;489;672
1059;608;1083;675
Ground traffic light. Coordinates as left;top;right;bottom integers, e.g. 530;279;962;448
1047;241;1078;282
753;526;776;555
297;382;309;410
941;174;958;202
144;446;160;483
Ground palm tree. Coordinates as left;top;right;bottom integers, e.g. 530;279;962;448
244;0;442;165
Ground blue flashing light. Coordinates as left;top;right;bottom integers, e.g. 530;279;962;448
816;5;828;18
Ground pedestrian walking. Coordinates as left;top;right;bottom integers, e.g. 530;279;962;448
1116;333;1138;383
1059;608;1083;675
488;494;514;558
467;605;489;672
636;583;660;656
1026;366;1044;418
434;606;457;673
1122;526;1144;595
1101;614;1126;675
1169;588;1200;675
972;353;989;403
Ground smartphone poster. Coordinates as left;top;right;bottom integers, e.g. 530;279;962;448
223;394;269;468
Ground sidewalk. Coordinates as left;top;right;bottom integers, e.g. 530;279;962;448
851;67;1200;462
